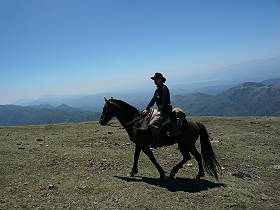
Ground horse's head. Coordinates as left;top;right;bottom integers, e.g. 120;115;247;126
99;97;140;127
99;97;116;125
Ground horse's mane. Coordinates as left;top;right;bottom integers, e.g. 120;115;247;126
111;99;140;115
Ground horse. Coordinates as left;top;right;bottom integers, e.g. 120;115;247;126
99;97;221;180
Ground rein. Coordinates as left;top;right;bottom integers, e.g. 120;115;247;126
102;100;143;128
125;113;146;127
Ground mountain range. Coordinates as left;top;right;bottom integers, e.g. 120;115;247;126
173;79;279;116
0;78;279;126
0;104;100;126
15;56;280;109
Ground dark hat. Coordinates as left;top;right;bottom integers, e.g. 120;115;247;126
150;72;166;82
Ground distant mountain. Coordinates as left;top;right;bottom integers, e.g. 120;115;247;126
15;92;151;112
28;104;54;110
14;56;279;109
172;93;213;115
1;79;279;126
209;57;279;84
261;78;280;86
191;84;237;95
9;76;280;123
170;56;279;93
0;104;101;126
173;81;280;116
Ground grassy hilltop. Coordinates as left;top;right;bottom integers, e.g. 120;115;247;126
0;117;279;210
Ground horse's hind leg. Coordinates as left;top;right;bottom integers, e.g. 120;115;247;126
189;145;205;179
170;145;191;179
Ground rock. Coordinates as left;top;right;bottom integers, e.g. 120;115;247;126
187;163;193;167
76;184;86;190
18;147;25;150
273;165;280;169
47;184;54;190
223;163;230;167
232;171;251;179
36;138;44;141
211;140;220;143
108;132;113;134
261;193;273;200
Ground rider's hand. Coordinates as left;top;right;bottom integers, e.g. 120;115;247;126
142;109;148;115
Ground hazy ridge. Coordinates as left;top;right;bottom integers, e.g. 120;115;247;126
0;79;279;126
0;104;100;126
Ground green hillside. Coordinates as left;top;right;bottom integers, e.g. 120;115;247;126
173;82;280;116
0;117;279;210
0;105;100;126
1;80;279;126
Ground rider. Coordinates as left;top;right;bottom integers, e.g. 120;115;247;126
144;72;173;137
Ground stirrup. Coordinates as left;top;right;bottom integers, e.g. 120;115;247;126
166;131;172;137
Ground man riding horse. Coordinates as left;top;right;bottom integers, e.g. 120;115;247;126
144;72;173;137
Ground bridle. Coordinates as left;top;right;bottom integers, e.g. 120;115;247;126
100;101;113;125
100;99;145;128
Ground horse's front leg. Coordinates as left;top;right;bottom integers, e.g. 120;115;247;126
142;146;166;179
129;144;141;177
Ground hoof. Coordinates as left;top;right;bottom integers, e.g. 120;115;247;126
160;174;167;180
129;168;138;177
169;172;176;179
195;172;205;180
129;171;138;177
129;172;135;177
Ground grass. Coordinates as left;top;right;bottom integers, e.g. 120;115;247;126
0;117;279;210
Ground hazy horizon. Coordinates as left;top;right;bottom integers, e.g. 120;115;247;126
1;0;279;105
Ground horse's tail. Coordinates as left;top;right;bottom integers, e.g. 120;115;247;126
197;122;221;180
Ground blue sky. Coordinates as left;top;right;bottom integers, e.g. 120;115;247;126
0;0;279;104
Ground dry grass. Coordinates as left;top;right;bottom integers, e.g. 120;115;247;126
0;117;279;210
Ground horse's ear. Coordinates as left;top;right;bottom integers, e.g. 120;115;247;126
104;97;109;103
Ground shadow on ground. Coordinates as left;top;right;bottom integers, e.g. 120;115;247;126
115;176;226;193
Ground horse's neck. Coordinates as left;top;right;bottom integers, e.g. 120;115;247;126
113;102;140;141
113;103;139;128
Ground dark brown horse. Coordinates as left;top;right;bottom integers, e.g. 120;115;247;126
99;98;221;180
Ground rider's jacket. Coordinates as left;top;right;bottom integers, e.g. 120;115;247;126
146;83;172;114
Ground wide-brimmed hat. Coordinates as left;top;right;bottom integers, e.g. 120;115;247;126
150;72;166;82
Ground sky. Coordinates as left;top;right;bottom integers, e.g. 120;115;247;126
0;0;279;104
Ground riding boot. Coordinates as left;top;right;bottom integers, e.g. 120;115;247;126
165;123;173;137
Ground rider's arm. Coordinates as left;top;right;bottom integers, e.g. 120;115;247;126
146;90;157;110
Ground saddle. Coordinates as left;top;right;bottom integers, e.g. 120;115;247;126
136;109;158;130
136;108;187;132
172;107;188;129
133;108;188;148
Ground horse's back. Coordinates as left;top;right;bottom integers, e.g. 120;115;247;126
185;119;201;140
